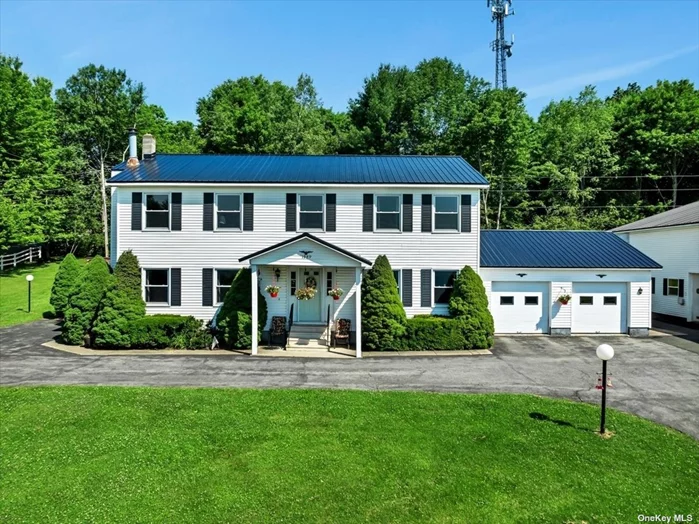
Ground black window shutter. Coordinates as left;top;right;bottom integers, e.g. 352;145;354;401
402;194;413;232
243;193;254;231
326;194;337;232
131;192;142;231
203;193;214;231
286;193;297;231
171;192;182;231
202;268;213;307
402;269;413;307
171;268;181;306
460;195;471;233
679;279;685;298
662;278;668;296
651;277;655;294
420;269;431;307
362;194;373;232
421;194;432;232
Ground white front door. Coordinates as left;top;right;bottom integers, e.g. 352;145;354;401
490;281;550;334
297;268;323;322
572;282;627;334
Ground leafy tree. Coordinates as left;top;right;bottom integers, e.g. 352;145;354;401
215;268;267;348
62;255;112;345
55;65;145;257
136;104;203;153
361;255;407;350
93;250;146;348
448;266;494;349
50;253;83;317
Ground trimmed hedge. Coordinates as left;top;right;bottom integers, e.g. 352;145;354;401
62;256;112;345
448;266;494;349
216;268;267;349
361;255;406;350
50;253;82;317
393;316;469;351
129;315;212;350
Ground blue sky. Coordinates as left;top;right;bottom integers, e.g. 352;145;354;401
2;0;698;123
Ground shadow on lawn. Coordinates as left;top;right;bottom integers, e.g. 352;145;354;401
529;412;593;434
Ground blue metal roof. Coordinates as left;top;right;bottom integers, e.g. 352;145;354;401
480;230;662;269
108;154;489;185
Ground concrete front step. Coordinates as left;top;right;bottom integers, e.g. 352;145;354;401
287;337;329;347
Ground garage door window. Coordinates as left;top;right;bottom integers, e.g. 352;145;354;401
580;296;593;305
524;296;538;305
500;296;514;305
603;296;617;306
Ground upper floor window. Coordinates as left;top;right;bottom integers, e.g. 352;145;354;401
434;270;456;304
216;269;238;303
145;194;169;229
376;195;400;231
217;194;241;230
434;196;459;231
145;269;169;304
299;195;324;230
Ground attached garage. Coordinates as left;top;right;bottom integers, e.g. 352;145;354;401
490;281;550;334
571;282;627;334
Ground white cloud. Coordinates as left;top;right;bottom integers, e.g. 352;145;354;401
523;45;699;100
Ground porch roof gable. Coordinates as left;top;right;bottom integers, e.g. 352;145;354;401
238;233;372;267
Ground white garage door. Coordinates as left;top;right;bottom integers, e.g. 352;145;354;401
572;282;627;334
491;282;550;334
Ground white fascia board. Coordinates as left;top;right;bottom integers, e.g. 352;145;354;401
106;182;490;190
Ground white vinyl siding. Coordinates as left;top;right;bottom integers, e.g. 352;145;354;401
115;186;480;321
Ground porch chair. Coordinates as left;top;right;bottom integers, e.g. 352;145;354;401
268;316;289;349
333;318;351;349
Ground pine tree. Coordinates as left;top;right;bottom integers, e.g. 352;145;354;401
93;250;146;348
50;253;82;317
62;256;112;345
216;268;267;348
361;255;406;350
448;266;494;348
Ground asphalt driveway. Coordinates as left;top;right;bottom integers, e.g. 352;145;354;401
1;320;698;438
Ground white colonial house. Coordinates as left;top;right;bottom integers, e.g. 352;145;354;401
107;132;660;357
613;200;699;325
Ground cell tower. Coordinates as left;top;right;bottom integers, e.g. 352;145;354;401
488;0;515;89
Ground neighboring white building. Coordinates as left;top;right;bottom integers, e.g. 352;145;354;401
613;201;699;325
107;133;660;356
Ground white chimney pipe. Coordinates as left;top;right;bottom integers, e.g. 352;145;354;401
126;128;139;168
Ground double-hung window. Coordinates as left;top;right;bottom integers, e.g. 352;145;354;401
217;194;241;230
145;194;170;229
216;269;238;303
145;269;169;304
299;195;324;230
376;195;400;231
667;278;679;296
434;196;459;231
393;269;402;298
434;270;457;304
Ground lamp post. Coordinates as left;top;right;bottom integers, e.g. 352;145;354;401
596;343;614;434
26;274;34;313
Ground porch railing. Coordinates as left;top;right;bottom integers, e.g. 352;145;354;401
286;303;294;351
327;304;331;348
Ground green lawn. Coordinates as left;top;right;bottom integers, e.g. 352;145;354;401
0;261;61;328
1;388;696;523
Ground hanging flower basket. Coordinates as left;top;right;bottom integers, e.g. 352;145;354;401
295;287;316;300
328;287;344;300
265;284;280;298
557;294;571;305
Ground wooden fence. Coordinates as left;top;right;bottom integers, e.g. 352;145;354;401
0;245;43;272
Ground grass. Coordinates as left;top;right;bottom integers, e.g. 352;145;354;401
1;388;697;523
0;261;62;328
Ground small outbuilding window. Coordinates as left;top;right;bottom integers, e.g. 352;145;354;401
145;269;169;304
434;196;459;231
667;278;679;296
145;194;169;229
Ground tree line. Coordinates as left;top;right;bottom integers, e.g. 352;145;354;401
1;54;697;255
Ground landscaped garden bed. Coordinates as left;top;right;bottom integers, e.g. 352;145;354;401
1;387;696;523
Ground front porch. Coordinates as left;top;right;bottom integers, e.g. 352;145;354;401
239;233;372;358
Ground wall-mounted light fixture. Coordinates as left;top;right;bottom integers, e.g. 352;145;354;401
274;267;281;280
516;273;527;278
596;274;607;279
637;287;643;295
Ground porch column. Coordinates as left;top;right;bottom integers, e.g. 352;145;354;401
355;267;362;358
251;264;258;356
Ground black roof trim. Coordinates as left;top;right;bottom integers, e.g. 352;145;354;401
238;233;372;265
